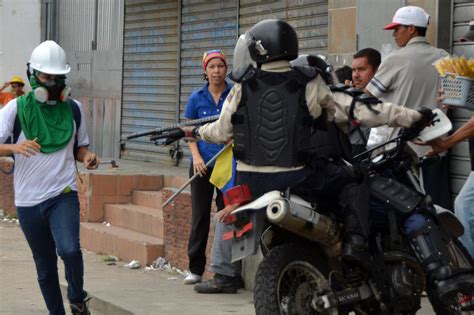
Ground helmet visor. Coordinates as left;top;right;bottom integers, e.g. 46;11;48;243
233;32;255;70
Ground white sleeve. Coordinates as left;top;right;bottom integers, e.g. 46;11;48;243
74;100;90;147
0;99;18;144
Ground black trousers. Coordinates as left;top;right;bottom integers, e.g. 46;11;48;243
422;155;451;210
187;165;225;276
298;158;370;238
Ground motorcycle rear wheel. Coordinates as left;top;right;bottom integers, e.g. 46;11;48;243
428;239;474;315
254;243;337;315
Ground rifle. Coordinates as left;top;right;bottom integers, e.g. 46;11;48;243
124;114;220;143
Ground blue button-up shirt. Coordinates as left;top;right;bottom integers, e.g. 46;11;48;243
184;82;232;167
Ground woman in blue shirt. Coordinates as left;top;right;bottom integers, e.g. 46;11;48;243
183;50;232;284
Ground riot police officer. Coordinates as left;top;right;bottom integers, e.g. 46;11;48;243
183;19;371;293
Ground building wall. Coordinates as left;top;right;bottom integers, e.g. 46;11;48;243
54;0;124;159
0;158;14;216
328;0;440;67
0;0;41;91
449;0;473;196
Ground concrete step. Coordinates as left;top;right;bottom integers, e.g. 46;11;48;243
104;203;163;238
80;222;164;265
132;190;163;209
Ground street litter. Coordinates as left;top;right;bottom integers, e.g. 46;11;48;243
152;257;167;269
125;260;141;269
144;257;187;278
102;255;118;262
167;277;178;280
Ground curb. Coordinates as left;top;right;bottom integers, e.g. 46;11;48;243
60;283;133;315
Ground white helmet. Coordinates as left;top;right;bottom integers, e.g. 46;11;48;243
29;40;71;75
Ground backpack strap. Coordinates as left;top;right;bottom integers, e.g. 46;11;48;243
67;99;83;159
11;115;21;144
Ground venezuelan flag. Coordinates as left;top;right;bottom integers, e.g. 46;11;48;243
209;144;236;193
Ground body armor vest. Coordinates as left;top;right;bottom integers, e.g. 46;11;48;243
230;65;316;167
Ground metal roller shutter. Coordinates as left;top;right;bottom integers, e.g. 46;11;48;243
449;0;474;197
121;0;179;164
239;0;328;56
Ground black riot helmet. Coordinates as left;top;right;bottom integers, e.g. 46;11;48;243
247;19;298;65
291;54;334;85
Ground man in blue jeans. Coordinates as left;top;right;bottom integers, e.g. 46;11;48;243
0;41;99;315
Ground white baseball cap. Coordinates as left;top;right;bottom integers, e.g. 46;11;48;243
383;6;430;30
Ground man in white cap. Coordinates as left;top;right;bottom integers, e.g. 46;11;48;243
366;6;474;306
365;6;451;208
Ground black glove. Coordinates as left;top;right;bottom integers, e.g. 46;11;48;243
401;107;436;140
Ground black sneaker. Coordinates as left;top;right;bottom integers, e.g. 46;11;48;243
70;295;91;315
194;273;244;294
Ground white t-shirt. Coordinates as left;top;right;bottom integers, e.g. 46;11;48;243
0;98;89;207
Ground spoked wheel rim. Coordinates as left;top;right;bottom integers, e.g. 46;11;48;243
276;260;336;315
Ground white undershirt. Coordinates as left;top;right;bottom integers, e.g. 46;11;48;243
0;98;89;207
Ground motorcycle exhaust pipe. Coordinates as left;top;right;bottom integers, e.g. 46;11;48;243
266;198;342;257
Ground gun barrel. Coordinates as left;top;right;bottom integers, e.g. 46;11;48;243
126;129;159;140
124;114;220;141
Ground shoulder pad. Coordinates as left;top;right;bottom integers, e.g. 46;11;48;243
356;93;382;105
329;83;348;93
345;87;364;97
229;64;255;83
292;65;318;82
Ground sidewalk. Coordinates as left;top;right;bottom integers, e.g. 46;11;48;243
0;219;435;315
0;220;253;315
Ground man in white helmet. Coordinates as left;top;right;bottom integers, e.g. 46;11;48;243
0;40;99;315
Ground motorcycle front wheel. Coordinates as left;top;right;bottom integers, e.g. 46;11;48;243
428;239;474;315
254;243;337;315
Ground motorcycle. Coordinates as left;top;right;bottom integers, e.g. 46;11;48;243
226;127;473;315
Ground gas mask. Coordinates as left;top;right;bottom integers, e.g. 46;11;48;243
27;66;71;105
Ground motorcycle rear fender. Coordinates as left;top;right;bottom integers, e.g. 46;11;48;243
435;205;464;237
231;210;267;262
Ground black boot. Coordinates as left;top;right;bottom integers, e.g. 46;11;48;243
435;270;474;300
70;295;91;315
406;214;474;302
194;273;244;294
341;233;371;270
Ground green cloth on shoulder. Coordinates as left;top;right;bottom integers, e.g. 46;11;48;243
16;92;74;153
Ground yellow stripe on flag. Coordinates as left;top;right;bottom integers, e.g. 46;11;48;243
209;144;233;190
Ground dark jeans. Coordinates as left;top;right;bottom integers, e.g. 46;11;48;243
236;168;310;199
16;191;86;315
298;159;370;237
188;165;225;276
422;155;450;209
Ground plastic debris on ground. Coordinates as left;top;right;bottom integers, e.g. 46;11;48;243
144;257;188;278
102;255;119;262
2;216;19;225
125;260;141;269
